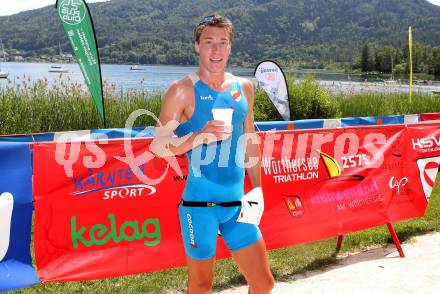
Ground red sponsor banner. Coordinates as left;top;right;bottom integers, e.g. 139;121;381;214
33;122;440;281
259;122;439;249
33;140;193;281
421;112;440;122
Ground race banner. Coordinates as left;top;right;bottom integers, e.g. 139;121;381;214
33;121;440;281
33;139;206;281
0;143;40;292
409;26;413;103
259;122;439;248
56;0;106;125
255;60;291;121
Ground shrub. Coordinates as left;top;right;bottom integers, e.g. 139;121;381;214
253;74;340;121
287;74;339;120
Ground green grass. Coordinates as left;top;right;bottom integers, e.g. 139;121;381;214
335;92;440;117
0;77;162;134
12;182;440;293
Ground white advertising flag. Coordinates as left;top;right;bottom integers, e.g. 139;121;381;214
254;60;290;121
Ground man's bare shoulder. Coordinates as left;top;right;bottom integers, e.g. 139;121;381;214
236;76;253;90
163;76;194;104
236;76;254;98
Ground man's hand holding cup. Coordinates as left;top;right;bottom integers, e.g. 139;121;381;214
197;108;234;145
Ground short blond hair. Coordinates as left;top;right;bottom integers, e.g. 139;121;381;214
194;14;234;44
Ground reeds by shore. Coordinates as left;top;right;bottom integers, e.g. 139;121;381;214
1;74;439;135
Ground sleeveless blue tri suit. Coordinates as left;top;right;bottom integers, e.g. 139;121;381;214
175;73;261;259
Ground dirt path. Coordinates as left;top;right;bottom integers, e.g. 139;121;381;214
217;232;440;294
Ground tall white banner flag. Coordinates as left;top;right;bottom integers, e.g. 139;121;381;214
254;60;290;121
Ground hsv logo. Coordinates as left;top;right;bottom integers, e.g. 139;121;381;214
412;136;440;152
0;192;13;261
230;89;242;102
417;156;440;200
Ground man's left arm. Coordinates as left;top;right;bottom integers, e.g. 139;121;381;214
241;78;261;188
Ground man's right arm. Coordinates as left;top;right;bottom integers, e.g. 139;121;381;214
150;79;230;157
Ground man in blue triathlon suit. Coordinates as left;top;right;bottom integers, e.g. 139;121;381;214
152;14;274;294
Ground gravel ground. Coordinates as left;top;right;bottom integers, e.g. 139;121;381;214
216;232;440;294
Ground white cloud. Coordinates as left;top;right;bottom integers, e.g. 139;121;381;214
427;0;440;5
0;0;110;16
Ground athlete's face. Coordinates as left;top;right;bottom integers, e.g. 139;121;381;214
195;26;231;74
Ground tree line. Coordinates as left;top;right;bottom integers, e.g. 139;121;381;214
355;43;440;76
2;0;440;72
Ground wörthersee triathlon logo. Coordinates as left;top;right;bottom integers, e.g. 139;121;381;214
58;0;86;25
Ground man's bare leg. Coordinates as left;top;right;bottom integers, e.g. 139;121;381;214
186;255;216;294
231;239;274;294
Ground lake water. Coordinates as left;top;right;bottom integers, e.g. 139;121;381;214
1;62;440;95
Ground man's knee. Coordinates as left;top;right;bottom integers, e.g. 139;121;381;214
188;277;214;294
249;274;275;293
266;275;275;290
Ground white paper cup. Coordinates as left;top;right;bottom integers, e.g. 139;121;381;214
212;108;234;126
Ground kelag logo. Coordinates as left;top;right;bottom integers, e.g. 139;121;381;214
71;213;161;249
72;164;157;200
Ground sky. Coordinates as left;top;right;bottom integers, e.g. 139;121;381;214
0;0;439;16
0;0;109;16
428;0;440;5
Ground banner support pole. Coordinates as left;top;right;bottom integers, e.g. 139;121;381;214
386;222;405;257
335;234;344;254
